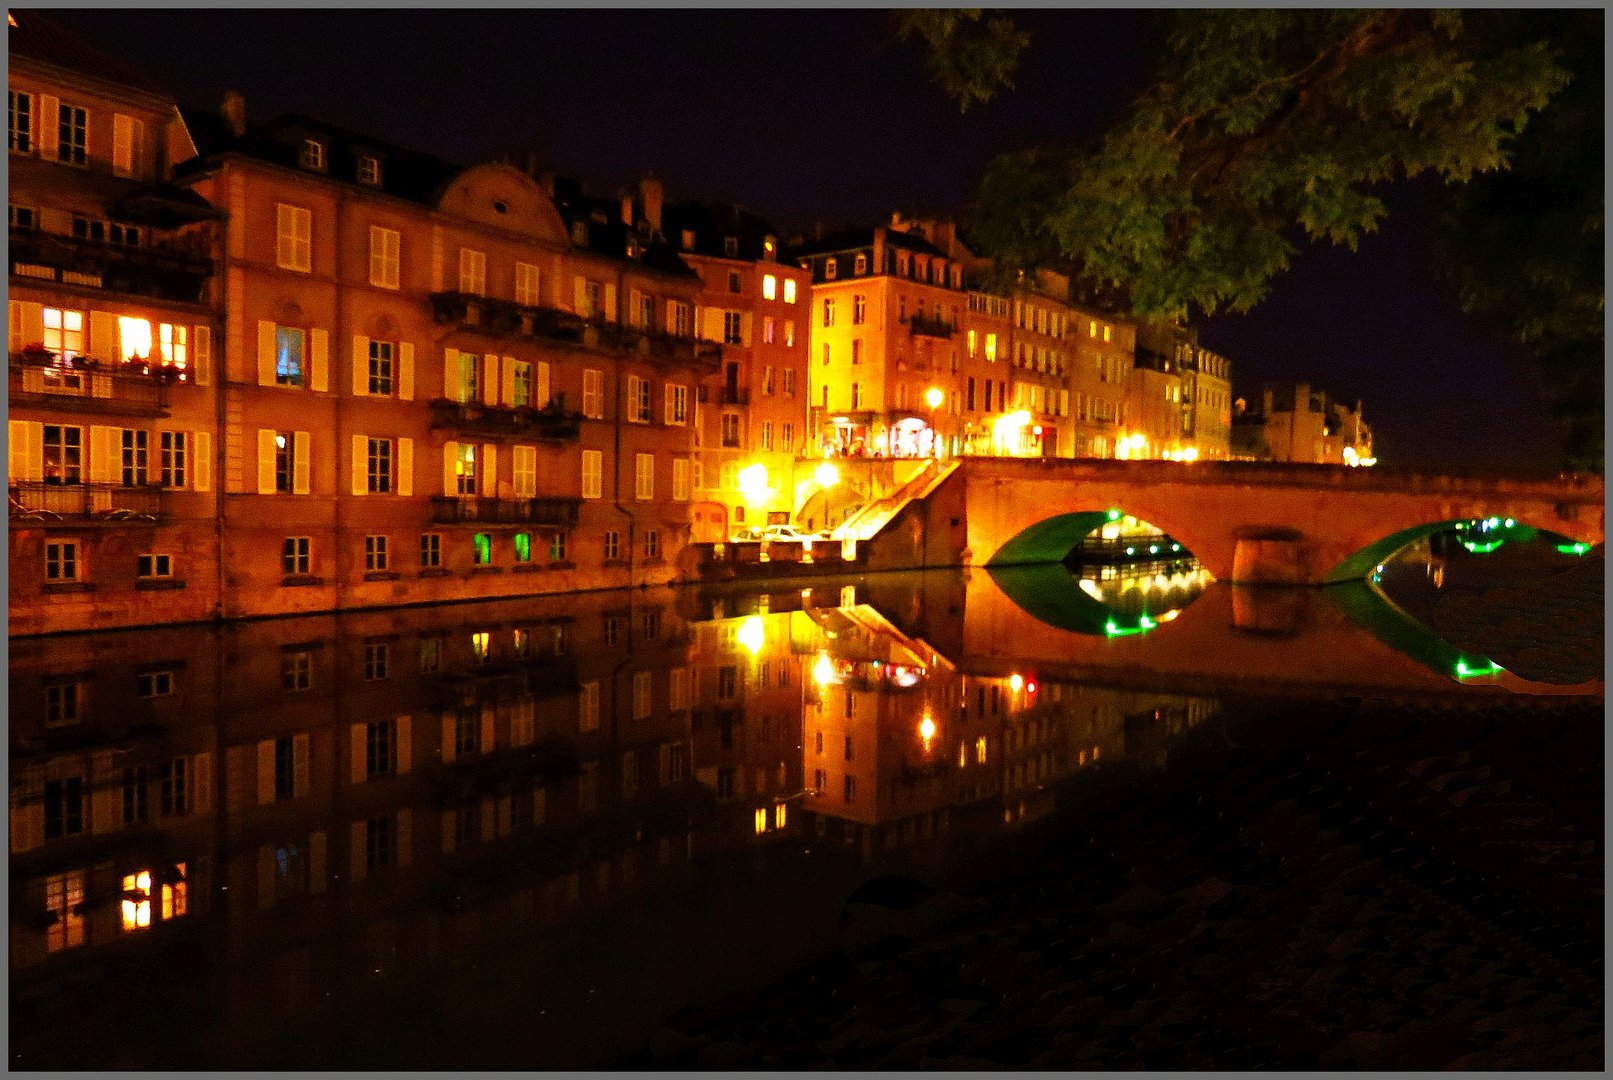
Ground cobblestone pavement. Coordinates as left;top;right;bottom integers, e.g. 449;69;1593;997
628;696;1603;1070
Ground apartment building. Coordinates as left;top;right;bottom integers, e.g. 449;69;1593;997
1067;303;1136;459
1233;382;1375;465
1182;340;1233;460
794;222;968;459
172;104;714;619
7;10;225;634
662;201;812;538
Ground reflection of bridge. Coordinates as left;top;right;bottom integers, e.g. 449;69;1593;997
957;570;1601;699
864;458;1603;585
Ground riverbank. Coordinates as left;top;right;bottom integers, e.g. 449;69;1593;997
630;690;1603;1070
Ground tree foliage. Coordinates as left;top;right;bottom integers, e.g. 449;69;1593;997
945;11;1571;323
1434;11;1603;472
896;10;1031;114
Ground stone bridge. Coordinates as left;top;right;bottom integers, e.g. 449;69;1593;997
864;458;1603;585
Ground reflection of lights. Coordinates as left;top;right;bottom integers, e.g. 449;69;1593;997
812;652;837;686
1182;447;1199;461
1455;659;1503;678
1138;614;1156;629
892;667;921;688
1504;518;1515;528
1155;609;1181;622
918;714;936;745
1078;579;1105;601
1107;509;1121;521
1127;434;1146;451
1009;673;1024;692
737;616;765;656
814;462;839;489
1557;542;1592;556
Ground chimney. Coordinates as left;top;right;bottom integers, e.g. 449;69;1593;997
221;91;246;138
636;174;663;236
619;190;634;227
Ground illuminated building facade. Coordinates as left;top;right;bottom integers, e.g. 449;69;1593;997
1068;304;1136;459
794;219;967;459
7;11;226;634
1127;339;1190;460
1232;382;1375;465
662;202;812;537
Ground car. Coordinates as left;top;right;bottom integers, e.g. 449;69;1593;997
762;524;812;543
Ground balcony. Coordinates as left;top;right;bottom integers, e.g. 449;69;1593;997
429;291;722;371
429;495;583;527
10;481;168;524
719;386;749;406
10;228;213;304
428;399;583;442
9;354;172;416
906;314;956;339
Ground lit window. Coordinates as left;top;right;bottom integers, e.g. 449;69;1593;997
513;532;531;562
825;257;837;280
275;204;312;272
121;869;153;931
472;532;492;565
471;631;490;664
762;274;777;300
117;316;153;362
783;279;797;304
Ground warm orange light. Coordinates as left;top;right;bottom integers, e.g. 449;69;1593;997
925;387;944;410
918;714;937;743
1009;673;1024;692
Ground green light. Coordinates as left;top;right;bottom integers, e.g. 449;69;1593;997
1455;659;1503;678
1462;540;1503;554
1125;547;1135;555
1139;615;1156;629
1105;620;1118;634
1170;543;1180;552
1107;509;1121;521
1556;542;1591;556
1504;518;1515;528
1148;545;1159;554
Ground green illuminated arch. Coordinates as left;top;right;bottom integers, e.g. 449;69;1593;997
985;563;1132;635
987;510;1115;567
1323;517;1547;583
1324;580;1502;682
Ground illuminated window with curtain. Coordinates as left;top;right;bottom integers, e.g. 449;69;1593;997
472;532;492;565
43;307;85;361
44;871;85;951
121;869;153;931
275;327;305;386
455;444;477;495
513;533;531;562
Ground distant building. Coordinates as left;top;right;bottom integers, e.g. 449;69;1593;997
1232;382;1374;465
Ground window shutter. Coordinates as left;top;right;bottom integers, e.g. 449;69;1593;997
351;435;368;496
193;325;212;386
308;830;327;894
257;321;277;386
113;113;134;176
17;301;44;354
442;442;459;496
309;328;329;392
7;300;20;354
396;809;412;867
396;438;413;497
443;347;458;400
480;707;496;754
257;740;276;805
86;310;116;361
395;715;412;774
628;288;642;326
741;313;753;347
256;845;277;909
537;362;550;407
397;342;414;400
603;283;617;323
500;356;515;405
9;420;42;482
702;307;723;342
573;276;587;315
349;820;368;882
664;387;675;426
350;724;367;785
192;751;212;813
480;444;497;497
352;335;369;396
193;431;211;492
666;299;677;334
441;716;456;764
481;354;499;406
292;734;309;796
257;430;277;494
87;426;114;483
37;95;58;159
292;432;311;495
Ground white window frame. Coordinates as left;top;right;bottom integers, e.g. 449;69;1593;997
276;204;312;272
581;449;603;499
369;226;400;289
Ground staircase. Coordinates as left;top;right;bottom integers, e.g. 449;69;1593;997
832;459;958;542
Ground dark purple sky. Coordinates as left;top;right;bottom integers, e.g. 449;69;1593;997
51;9;1563;472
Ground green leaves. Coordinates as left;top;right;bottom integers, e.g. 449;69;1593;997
896;10;1031;113
943;11;1571;322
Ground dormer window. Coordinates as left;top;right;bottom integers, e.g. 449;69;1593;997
571;220;588;246
723;236;738;257
825;258;837;281
854;254;867;275
357;155;381;186
300;139;326;172
897;252;909;276
681;229;696;251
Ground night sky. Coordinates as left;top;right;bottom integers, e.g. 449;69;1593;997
50;8;1565;472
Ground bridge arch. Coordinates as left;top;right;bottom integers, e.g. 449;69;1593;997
1323;516;1591;583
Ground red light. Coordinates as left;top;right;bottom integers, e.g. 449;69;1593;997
1026;681;1037;694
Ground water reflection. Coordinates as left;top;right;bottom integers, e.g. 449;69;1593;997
7;562;1591;1068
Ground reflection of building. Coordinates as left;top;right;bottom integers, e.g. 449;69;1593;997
662;201;812;537
1232;382;1374;465
7;11;226;635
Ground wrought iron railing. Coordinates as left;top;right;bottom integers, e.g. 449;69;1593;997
429;495;583;526
10;481;168;523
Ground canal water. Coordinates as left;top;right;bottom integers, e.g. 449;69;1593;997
9;537;1602;1069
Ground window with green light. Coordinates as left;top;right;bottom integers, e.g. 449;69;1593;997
513;532;531;562
473;533;492;565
